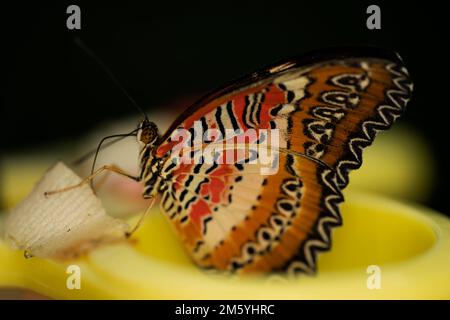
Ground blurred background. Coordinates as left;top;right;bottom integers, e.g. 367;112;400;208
1;0;449;299
2;1;449;213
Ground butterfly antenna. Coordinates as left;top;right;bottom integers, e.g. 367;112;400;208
74;37;148;120
85;128;139;189
71;128;139;166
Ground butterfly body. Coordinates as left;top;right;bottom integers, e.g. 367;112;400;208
135;47;413;275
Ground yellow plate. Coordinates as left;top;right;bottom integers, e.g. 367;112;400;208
1;191;449;299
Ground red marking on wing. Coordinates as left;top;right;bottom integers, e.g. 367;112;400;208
199;177;226;203
157;142;175;157
190;200;211;224
259;85;286;127
233;95;247;129
210;165;233;177
196;165;233;203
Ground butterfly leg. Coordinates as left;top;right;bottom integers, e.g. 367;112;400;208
125;195;156;238
44;164;138;197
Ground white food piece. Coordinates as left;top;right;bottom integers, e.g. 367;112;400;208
3;161;129;259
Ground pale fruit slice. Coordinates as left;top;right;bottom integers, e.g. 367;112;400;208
3;161;129;259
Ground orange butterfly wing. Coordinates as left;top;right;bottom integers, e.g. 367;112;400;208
155;48;413;274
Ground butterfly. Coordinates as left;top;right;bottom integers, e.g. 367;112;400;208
74;46;413;275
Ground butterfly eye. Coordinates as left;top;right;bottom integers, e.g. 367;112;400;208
138;121;159;145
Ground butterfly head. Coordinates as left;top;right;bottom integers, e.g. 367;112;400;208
137;119;160;147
